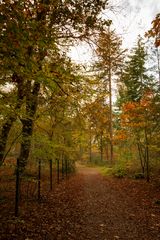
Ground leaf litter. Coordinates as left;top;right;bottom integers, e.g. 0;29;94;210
0;167;160;240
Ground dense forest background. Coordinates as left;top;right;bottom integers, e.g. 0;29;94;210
0;0;160;182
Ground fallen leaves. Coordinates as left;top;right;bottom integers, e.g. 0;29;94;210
0;168;160;240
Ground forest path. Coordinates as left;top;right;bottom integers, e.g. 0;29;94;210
71;164;160;240
1;164;160;240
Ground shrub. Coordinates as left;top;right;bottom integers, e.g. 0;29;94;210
113;166;127;178
99;167;113;176
134;172;145;179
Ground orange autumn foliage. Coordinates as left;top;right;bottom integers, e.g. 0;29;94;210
121;91;154;130
146;13;160;47
114;129;127;143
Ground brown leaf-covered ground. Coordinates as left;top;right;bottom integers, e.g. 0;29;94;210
0;164;160;240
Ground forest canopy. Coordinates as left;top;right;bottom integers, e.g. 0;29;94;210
0;1;160;181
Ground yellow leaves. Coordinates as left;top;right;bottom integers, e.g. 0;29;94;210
128;122;146;128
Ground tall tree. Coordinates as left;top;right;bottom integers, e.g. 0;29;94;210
0;0;109;171
118;37;153;104
95;25;125;163
117;37;160;180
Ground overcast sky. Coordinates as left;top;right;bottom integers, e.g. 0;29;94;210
108;0;160;48
70;0;160;63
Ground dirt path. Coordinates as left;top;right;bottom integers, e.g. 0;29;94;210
74;165;160;240
1;165;160;240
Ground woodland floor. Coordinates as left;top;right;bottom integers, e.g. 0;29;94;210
0;164;160;240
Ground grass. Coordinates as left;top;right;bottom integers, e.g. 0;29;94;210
98;166;113;176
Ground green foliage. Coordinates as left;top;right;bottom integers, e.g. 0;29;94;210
99;166;113;176
0;0;110;169
113;165;127;178
98;164;127;178
116;34;160;180
118;36;153;104
1;1;160;181
67;160;76;173
31;132;56;162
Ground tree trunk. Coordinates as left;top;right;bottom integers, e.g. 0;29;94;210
79;131;83;161
144;128;150;182
49;159;53;190
89;126;92;162
18;118;33;173
100;132;103;162
106;142;109;161
108;25;113;164
137;142;145;174
108;66;113;162
19;81;40;174
146;145;149;182
0;116;15;165
0;74;24;165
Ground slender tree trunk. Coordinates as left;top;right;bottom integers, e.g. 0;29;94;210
144;128;150;182
79;130;83;161
108;25;113;164
100;132;103;162
146;145;149;182
106;142;109;161
38;159;41;201
61;153;64;180
137;142;145;174
15;158;20;217
49;159;53;190
79;144;83;161
109;74;113;163
0;74;24;165
89;126;92;162
57;158;60;184
0;117;15;165
19;81;40;174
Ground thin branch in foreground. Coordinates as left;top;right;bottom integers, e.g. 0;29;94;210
2;131;22;163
